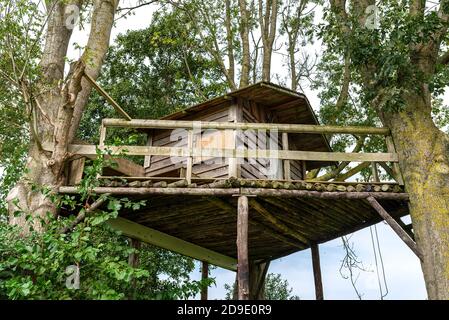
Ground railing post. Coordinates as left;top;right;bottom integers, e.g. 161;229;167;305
385;136;404;185
371;162;379;182
237;195;250;300
228;100;242;178
99;121;107;148
282;132;291;180
97;121;107;179
186;130;193;184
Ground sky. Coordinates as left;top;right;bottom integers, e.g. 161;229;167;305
67;1;427;300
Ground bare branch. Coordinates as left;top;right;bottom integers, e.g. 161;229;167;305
115;0;158;21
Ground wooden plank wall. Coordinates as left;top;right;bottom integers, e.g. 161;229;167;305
239;98;304;180
143;98;305;180
240;98;270;179
144;103;231;179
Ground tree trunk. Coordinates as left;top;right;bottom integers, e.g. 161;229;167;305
258;0;278;82
238;0;251;87
383;95;449;300
7;0;119;232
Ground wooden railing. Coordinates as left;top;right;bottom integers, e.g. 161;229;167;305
60;118;404;185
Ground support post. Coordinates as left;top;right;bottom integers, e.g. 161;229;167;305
201;261;209;300
311;243;324;300
97;122;107;179
128;238;141;268
237;195;250;300
366;196;423;260
128;238;141;300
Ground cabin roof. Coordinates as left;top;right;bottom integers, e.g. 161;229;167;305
162;82;333;170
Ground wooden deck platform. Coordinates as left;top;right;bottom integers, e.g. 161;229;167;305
60;178;410;270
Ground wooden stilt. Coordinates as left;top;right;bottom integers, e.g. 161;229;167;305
237;195;250;300
128;238;141;300
366;196;423;260
128;238;141;268
201;261;209;300
311;243;324;300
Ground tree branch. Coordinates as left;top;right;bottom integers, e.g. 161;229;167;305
67;0;120;144
59;194;110;234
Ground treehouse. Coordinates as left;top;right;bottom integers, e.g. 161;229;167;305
60;80;418;300
143;82;332;180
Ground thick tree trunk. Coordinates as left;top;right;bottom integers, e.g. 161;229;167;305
7;0;119;232
383;96;449;300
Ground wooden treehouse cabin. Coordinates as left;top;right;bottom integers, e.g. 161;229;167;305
59;81;419;300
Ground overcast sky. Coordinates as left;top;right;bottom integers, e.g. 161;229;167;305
65;2;428;300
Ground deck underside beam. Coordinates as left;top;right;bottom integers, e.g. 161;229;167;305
107;217;237;271
59;186;409;200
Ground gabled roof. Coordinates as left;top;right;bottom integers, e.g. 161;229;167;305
161;82;333;170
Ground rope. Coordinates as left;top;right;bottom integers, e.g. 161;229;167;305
374;224;389;298
369;225;389;299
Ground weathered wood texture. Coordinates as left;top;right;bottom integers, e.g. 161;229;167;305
237;196;250;300
107;217;237;270
366;196;422;260
85;74;132;120
201;262;209;300
60;144;398;163
61;177;410;263
103;118;389;135
311;243;324;300
68;158;85;185
144;103;230;179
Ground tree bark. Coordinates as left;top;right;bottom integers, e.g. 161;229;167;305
7;0;119;232
225;0;236;87
381;97;449;300
238;0;251;87
328;0;449;300
259;0;278;82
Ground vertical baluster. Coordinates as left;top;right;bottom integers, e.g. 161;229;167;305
186;129;193;184
282;132;291;180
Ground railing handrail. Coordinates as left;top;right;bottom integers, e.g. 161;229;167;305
102;118;391;135
62;144;399;163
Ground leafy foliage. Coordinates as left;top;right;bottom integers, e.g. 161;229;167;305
0;150;210;299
